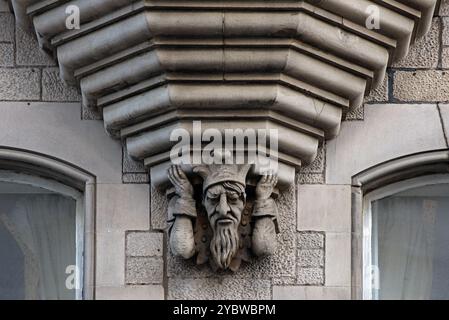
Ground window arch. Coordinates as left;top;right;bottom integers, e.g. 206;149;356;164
0;147;95;300
352;150;449;300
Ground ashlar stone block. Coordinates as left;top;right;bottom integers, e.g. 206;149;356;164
297;185;351;233
168;278;271;300
126;232;163;257
126;257;164;285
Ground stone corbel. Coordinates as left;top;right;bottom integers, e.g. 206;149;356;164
8;0;439;272
167;163;279;272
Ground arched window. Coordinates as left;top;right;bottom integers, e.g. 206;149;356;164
0;148;95;300
352;150;449;300
0;171;84;300
363;175;449;300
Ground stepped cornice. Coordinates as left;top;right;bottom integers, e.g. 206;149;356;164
9;0;439;188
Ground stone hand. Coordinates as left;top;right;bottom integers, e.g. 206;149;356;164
256;172;278;200
168;165;194;198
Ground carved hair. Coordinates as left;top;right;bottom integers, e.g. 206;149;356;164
221;181;246;200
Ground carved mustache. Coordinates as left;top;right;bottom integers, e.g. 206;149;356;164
211;212;239;229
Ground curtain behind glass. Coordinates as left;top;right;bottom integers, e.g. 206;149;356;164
0;194;76;300
373;197;437;300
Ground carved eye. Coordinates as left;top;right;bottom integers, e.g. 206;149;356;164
227;194;240;204
207;194;219;202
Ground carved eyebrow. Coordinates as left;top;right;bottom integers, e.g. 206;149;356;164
206;190;220;197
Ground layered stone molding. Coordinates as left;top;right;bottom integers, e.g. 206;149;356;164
7;0;439;274
8;0;438;189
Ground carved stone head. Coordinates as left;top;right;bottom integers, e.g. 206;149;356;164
194;164;251;269
168;163;279;272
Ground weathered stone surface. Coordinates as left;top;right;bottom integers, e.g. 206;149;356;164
123;173;149;184
82;104;103;120
167;248;215;279
168;278;271;300
0;43;13;66
325;233;351;287
443;17;449;46
16;26;56;66
297;173;325;185
394;71;449;102
441;0;449;16
297;185;351;233
0;12;13;42
297;250;324;268
273;286;350;300
96;285;164;300
300;146;325;174
0;68;40;100
365;76;389;103
443;47;449;69
296;268;324;286
126;232;163;257
327;104;448;184
151;184;169;231
42;68;80;102
123;145;146;173
126;257;164;285
344;105;364;121
393;18;440;68
272;277;296;286
297;232;325;249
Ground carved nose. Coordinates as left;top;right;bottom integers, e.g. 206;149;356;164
217;193;231;216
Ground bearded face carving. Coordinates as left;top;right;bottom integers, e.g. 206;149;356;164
204;183;245;269
167;164;279;272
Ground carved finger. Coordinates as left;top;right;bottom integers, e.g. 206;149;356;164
264;174;273;186
168;166;176;184
168;166;184;190
269;173;276;185
272;174;278;187
168;166;179;184
172;165;184;183
176;165;188;180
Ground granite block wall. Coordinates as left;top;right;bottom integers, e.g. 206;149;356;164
1;0;448;300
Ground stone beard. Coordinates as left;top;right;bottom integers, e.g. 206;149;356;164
210;217;240;269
